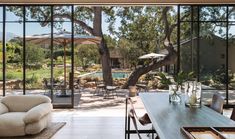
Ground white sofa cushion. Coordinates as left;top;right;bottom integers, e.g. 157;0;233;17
25;113;51;135
24;103;53;124
0;102;8;115
2;95;51;112
0;112;26;137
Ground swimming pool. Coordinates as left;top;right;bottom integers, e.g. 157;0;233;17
85;71;130;79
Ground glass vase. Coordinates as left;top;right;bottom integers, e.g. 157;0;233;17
169;85;181;103
184;81;202;107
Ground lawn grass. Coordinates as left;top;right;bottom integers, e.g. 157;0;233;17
0;66;76;88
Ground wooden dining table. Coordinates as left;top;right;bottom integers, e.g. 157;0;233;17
139;93;235;139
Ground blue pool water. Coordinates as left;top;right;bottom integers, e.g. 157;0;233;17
87;72;130;79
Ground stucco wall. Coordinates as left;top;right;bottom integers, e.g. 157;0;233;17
181;36;227;73
229;45;235;73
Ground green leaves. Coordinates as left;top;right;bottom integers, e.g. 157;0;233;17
158;71;195;87
76;44;99;70
173;71;195;86
157;72;172;86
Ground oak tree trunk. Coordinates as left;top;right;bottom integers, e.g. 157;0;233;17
122;7;177;89
93;7;113;85
122;46;177;89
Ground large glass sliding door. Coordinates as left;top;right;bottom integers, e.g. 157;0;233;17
52;6;73;107
0;7;2;97
180;6;198;74
179;5;235;107
25;6;51;96
5;6;23;96
199;22;227;104
228;24;235;105
228;7;235;105
0;5;74;108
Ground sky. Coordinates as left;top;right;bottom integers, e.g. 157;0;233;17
0;7;120;37
1;6;235;39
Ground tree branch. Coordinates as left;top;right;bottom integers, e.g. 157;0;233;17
169;13;190;36
103;6;114;13
41;13;94;35
161;7;171;45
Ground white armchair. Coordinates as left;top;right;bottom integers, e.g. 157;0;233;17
0;95;52;137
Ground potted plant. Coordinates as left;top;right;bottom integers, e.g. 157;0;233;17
158;71;194;103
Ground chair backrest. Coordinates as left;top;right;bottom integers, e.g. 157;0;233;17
127;98;138;119
231;107;235;121
127;98;142;139
210;93;224;114
1;95;51;112
95;80;104;85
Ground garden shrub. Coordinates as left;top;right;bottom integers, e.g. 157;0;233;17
26;74;39;85
90;64;101;71
57;70;64;75
16;69;22;72
26;63;42;70
6;73;15;79
212;67;234;85
145;73;154;81
82;76;97;82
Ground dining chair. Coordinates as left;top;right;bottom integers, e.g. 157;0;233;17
210;93;224;114
42;78;53;95
230;107;235;121
74;78;83;93
136;81;149;92
94;80;105;96
125;97;158;139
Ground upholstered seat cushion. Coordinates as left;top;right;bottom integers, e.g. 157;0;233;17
0;112;26;137
0;103;8;115
24;103;53;124
0;95;52;137
25;113;51;135
2;95;51;112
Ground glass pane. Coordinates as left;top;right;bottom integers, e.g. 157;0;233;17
5;23;23;95
192;6;199;22
53;21;72;105
228;6;235;21
180;22;198;73
199;22;226;105
0;7;2;96
25;23;51;96
53;6;72;22
26;6;51;22
228;24;235;105
180;6;191;21
200;6;227;21
0;23;2;97
0;7;3;22
6;6;23;22
73;6;93;35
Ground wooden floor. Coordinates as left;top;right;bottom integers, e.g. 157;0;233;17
51;107;124;139
51;95;153;139
51;109;152;139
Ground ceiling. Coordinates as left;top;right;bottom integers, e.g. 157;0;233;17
0;0;235;5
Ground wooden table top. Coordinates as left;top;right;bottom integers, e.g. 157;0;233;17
139;93;235;139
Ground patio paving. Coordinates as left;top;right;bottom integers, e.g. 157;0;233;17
1;87;235;106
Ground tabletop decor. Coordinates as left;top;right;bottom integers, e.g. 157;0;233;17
169;84;182;103
184;81;202;107
181;126;235;139
158;71;194;103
